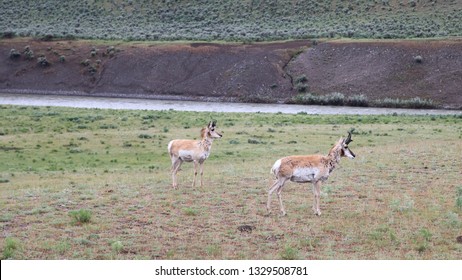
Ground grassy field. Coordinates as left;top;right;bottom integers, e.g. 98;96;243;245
0;105;461;259
2;0;462;41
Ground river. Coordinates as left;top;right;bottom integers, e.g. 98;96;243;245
1;93;461;115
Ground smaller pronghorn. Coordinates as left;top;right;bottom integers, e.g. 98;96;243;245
168;121;222;189
267;132;355;216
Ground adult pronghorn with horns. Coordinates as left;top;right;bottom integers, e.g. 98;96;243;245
267;132;355;216
168;121;222;189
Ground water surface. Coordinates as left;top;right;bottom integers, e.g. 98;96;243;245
1;93;460;115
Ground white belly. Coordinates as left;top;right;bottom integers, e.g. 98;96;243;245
290;167;319;183
178;150;194;162
178;150;209;162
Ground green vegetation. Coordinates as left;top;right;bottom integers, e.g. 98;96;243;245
1;0;461;41
280;245;299;260
0;105;461;259
69;209;92;224
3;237;21;259
456;187;462;210
111;240;124;254
291;93;437;109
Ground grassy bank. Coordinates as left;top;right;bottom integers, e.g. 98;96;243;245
1;105;461;259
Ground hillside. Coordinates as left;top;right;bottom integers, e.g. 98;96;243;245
2;0;462;41
1;38;461;109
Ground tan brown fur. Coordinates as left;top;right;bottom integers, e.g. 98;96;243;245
168;121;222;189
267;133;355;216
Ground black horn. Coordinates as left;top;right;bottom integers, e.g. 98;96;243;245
345;132;353;144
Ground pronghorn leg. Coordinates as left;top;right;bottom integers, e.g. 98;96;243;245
199;162;204;187
276;184;287;216
171;158;182;189
267;177;287;216
192;160;199;188
267;179;280;214
312;181;322;216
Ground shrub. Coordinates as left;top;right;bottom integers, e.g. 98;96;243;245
346;94;369;107
3;31;15;38
88;64;97;74
9;49;20;59
390;195;414;212
111;241;124;253
295;75;307;84
183;207;198;216
41;34;53;41
295;82;308;93
445;212;461;228
106;46;117;57
456;186;462;210
205;244;222;257
37;56;50;67
138;134;153;139
291;92;348;106
324;92;345;106
3;237;20;259
290;93;320;105
90;47;98;57
248;138;264;144
23;46;34;60
280;245;299;260
374;97;436;109
81;59;90;66
69;209;92;224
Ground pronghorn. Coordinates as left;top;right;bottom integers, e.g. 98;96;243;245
267;132;355;216
168;121;222;189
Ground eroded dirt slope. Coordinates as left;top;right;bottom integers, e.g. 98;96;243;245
1;38;461;108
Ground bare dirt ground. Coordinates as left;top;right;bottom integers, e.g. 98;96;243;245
1;38;461;109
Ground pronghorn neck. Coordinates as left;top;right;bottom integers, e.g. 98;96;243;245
326;144;342;172
199;127;213;151
200;136;213;151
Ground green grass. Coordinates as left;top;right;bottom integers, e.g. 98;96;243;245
1;0;461;41
2;237;21;259
0;105;461;259
69;209;92;224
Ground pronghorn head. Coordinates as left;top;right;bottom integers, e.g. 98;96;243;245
340;132;355;159
202;121;222;139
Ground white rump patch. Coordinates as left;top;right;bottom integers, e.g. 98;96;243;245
290;167;319;183
167;140;174;153
271;159;282;175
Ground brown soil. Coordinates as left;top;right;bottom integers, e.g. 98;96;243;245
1;38;461;109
